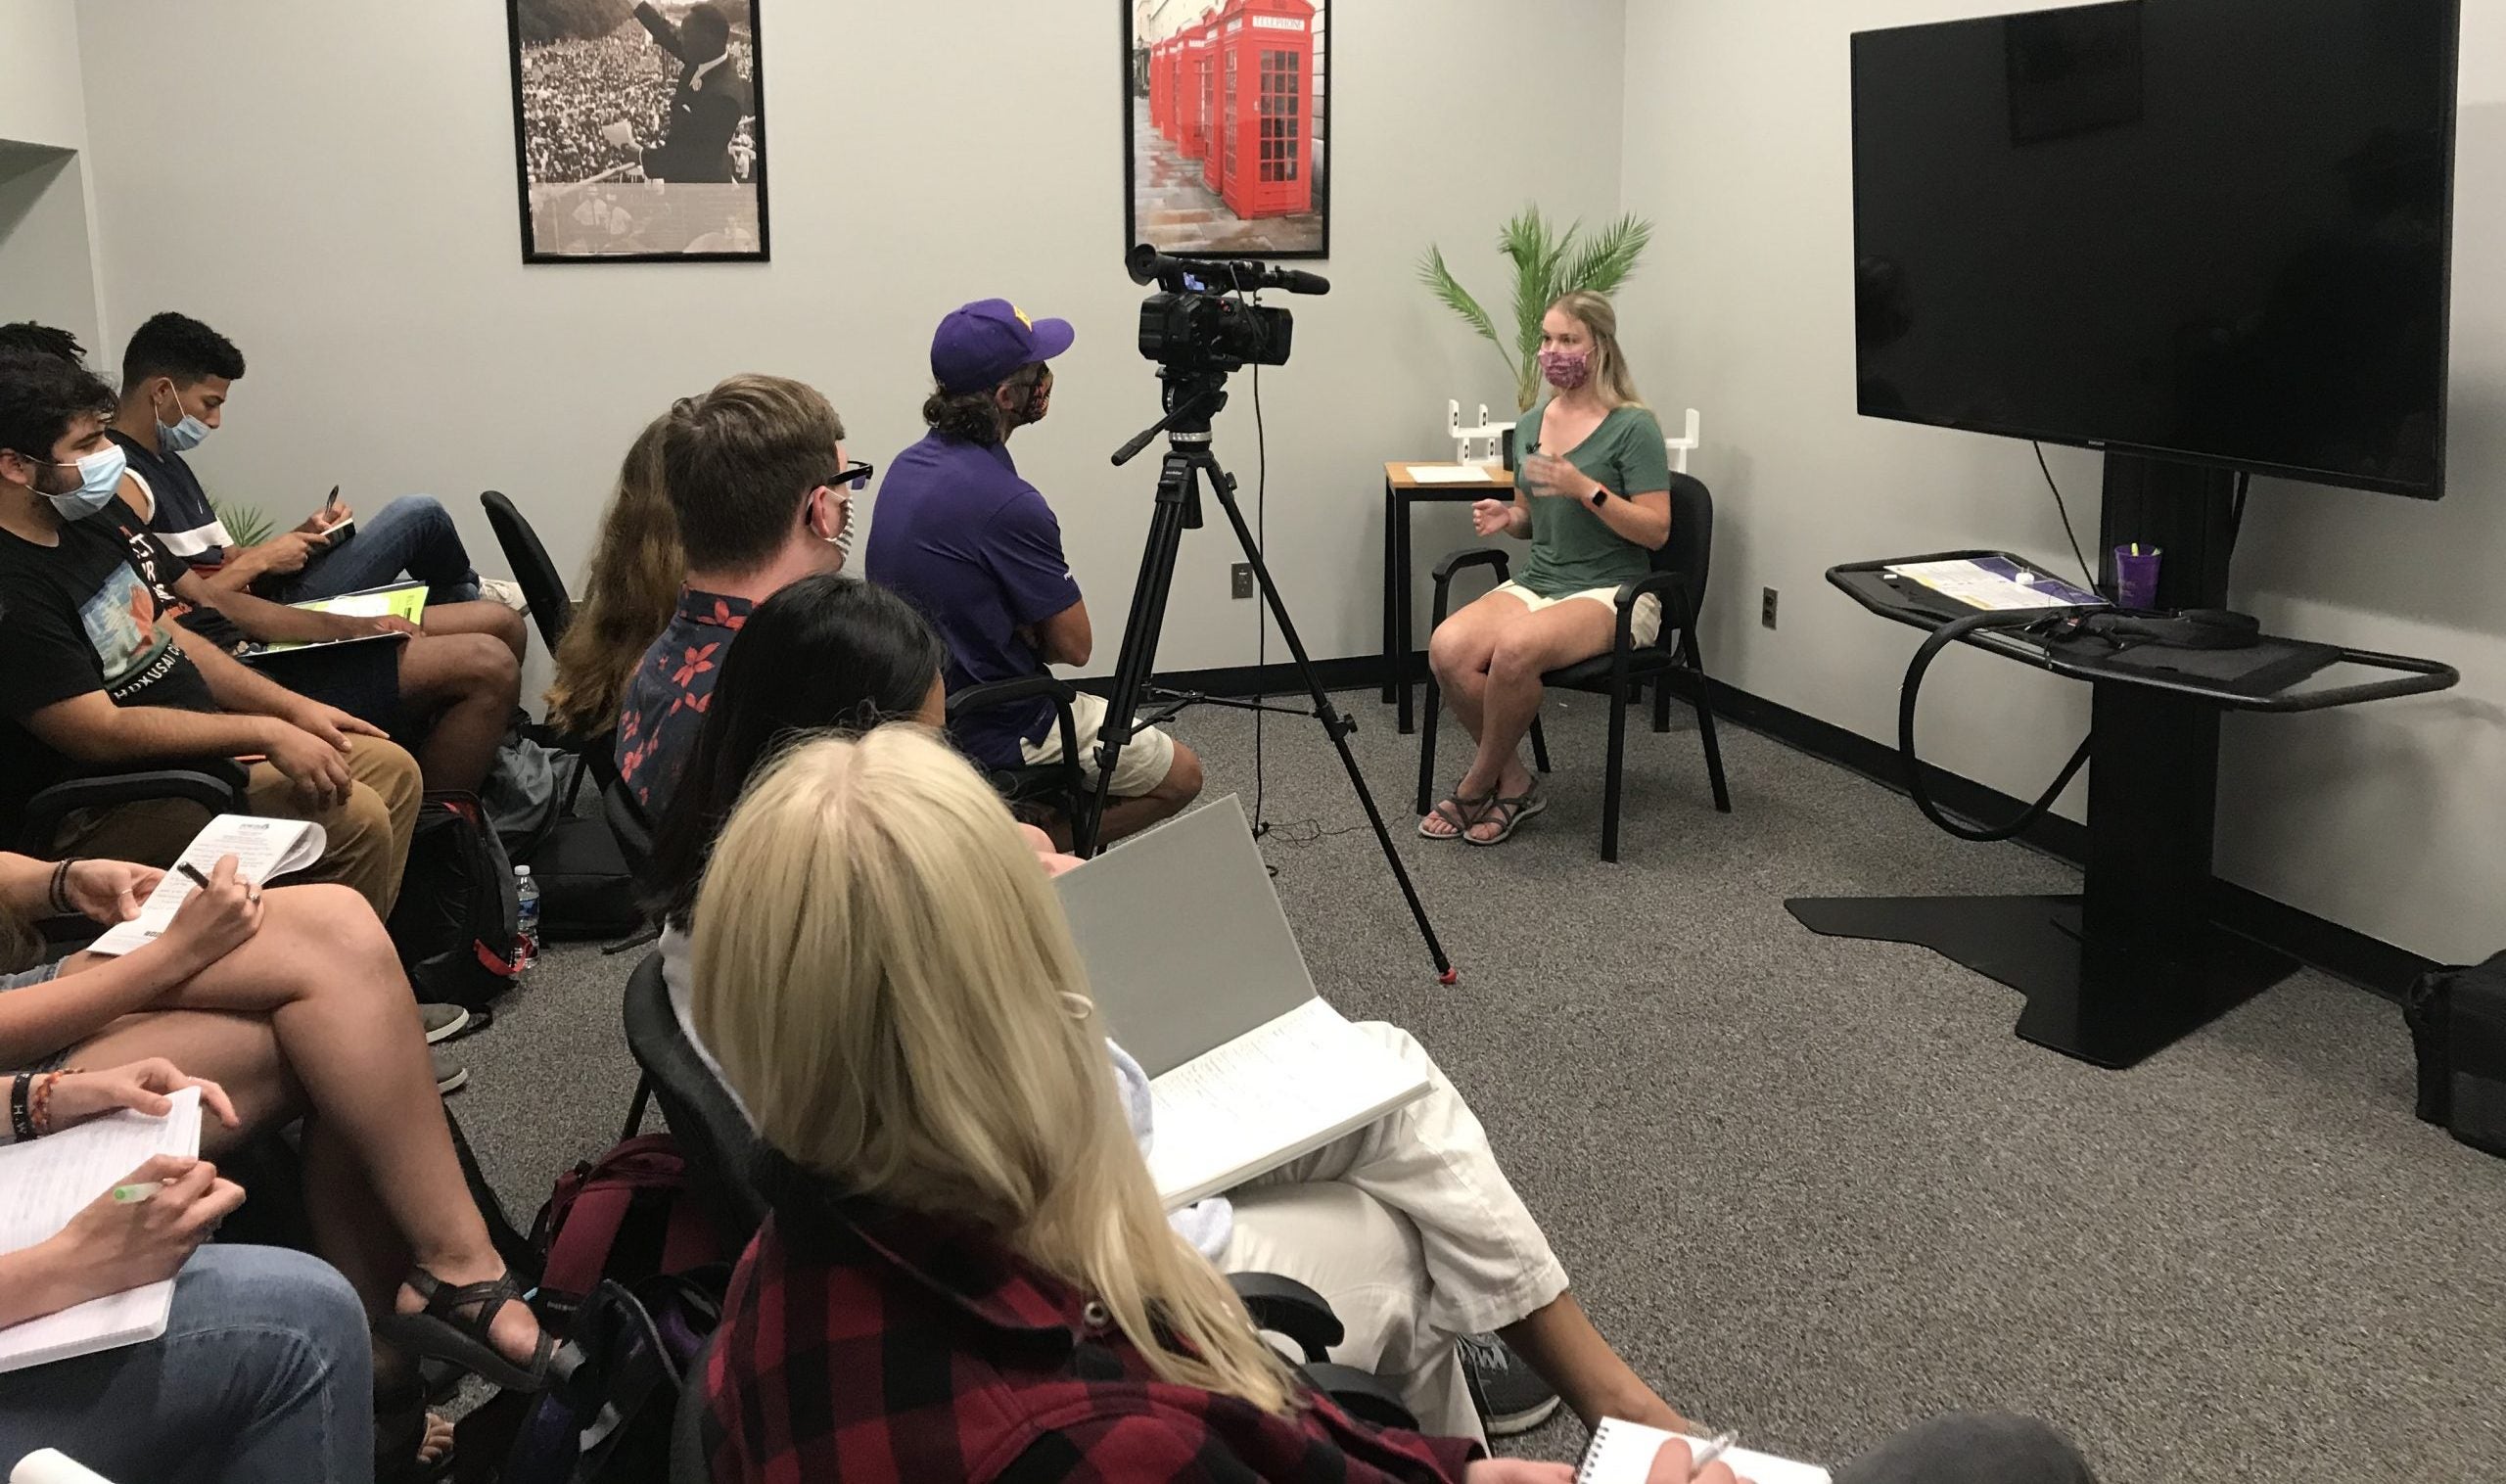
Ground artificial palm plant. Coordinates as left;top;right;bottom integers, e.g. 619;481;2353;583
209;497;277;547
1416;206;1653;412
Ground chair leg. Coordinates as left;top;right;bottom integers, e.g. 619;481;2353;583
1688;668;1732;814
1528;712;1552;774
1601;685;1629;862
621;1072;654;1143
1652;674;1673;733
1415;671;1442;817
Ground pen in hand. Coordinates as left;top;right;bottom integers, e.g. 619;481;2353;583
1689;1431;1738;1480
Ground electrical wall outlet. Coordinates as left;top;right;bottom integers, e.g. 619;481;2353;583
1230;563;1255;600
1761;586;1780;629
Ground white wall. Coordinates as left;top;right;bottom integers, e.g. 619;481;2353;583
1619;0;2506;963
0;0;107;352
0;0;91;151
72;0;1623;682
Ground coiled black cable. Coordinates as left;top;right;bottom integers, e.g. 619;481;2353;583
1899;610;2092;843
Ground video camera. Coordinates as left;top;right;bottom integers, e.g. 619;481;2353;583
1129;245;1329;376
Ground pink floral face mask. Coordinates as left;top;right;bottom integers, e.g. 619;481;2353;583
1539;348;1591;391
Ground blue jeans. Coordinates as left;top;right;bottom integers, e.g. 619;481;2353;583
1838;1413;2098;1484
0;1245;374;1484
274;493;482;606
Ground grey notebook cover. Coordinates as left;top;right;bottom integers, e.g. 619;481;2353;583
1054;796;1317;1077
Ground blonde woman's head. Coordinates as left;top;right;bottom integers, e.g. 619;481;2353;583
1541;289;1645;410
689;728;1295;1413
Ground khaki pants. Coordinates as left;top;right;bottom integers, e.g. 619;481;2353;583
1217;1022;1572;1444
50;736;422;918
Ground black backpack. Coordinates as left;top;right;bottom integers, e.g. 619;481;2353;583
2405;951;2506;1158
387;792;521;1008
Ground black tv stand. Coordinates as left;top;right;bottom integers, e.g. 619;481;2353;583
1788;452;2458;1068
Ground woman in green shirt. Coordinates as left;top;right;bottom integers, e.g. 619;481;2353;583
1421;291;1673;845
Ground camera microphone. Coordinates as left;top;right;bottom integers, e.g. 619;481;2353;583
1127;245;1331;297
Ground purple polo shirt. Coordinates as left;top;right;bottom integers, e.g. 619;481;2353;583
863;432;1082;769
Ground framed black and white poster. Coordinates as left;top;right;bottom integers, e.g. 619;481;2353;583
505;0;769;262
1124;0;1329;259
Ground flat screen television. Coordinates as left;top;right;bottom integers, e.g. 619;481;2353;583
1851;0;2459;498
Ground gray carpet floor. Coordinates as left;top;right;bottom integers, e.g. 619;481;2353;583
450;689;2506;1482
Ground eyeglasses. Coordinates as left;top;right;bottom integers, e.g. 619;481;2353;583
830;460;874;492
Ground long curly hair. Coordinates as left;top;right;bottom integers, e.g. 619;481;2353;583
545;415;683;737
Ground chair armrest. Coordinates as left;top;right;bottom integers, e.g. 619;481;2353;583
1301;1363;1419;1431
1429;547;1512;627
1609;570;1696;655
1228;1271;1344;1362
19;761;251;852
1430;546;1511;586
947;675;1080;718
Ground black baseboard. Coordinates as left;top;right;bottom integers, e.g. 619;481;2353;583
1088;653;2437;1001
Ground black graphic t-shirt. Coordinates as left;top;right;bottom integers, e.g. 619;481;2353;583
0;498;222;822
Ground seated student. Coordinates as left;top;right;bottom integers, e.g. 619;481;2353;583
0;1060;379;1483
0;851;552;1401
544;414;679;742
644;576;1678;1442
106;313;529;645
0;351;419;917
614;373;858;812
0;321;519;794
687;731;2098;1483
1422;292;1672;847
864;298;1203;846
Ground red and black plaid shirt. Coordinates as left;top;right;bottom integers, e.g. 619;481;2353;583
702;1195;1484;1482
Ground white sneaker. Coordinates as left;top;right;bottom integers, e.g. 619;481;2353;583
479;578;531;616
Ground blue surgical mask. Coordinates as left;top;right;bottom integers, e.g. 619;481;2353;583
155;386;210;452
44;442;128;520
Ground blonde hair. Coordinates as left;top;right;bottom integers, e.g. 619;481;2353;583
1546;289;1646;411
544;415;682;736
689;728;1299;1414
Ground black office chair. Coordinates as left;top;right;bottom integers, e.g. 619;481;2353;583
1416;473;1732;861
13;761;250;856
12;762;252;949
480;488;623;810
947;675;1089;834
479;489;576;655
620;951;770;1237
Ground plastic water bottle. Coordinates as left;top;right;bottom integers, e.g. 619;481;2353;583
513;865;541;971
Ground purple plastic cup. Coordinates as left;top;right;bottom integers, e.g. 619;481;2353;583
2112;546;2162;610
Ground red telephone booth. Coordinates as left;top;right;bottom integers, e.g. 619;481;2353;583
1149;38;1171;137
1211;0;1317;219
1181;19;1218;163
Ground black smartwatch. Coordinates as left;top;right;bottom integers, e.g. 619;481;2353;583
1588;484;1612;508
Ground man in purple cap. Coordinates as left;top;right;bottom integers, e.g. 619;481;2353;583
864;299;1203;846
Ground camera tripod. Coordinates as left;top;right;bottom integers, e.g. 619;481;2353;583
1079;369;1454;983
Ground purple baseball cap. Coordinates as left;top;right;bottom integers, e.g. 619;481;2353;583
930;299;1076;396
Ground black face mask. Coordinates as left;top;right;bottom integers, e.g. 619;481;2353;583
1008;373;1050;430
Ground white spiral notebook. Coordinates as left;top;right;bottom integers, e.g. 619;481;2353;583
1577;1419;1831;1484
0;1089;204;1374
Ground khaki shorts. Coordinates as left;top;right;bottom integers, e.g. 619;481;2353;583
1490;580;1662;647
1021;689;1180;799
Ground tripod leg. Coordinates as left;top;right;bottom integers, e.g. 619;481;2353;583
1080;453;1197;856
1198;454;1454;981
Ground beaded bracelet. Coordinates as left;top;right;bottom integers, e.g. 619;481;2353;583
47;858;78;916
8;1073;33;1141
29;1069;71;1137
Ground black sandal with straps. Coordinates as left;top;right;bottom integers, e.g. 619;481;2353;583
378;1267;558;1393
